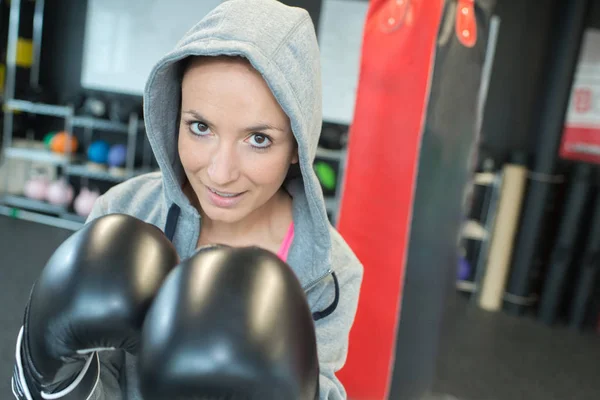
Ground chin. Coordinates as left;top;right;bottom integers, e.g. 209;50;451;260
201;201;247;223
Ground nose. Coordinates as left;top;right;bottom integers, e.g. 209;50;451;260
207;140;240;186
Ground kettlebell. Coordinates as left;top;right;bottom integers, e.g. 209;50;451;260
46;179;74;207
74;187;101;217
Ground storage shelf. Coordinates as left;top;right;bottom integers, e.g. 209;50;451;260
0;1;130;233
456;280;477;293
1;194;67;215
462;219;488;240
316;147;346;162
4;99;71;117
5;99;138;134
0;204;82;231
72;116;129;133
65;164;137;183
474;172;496;185
60;212;87;224
4;147;71;164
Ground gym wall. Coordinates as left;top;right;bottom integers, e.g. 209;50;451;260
478;0;560;165
480;0;600;166
38;0;324;106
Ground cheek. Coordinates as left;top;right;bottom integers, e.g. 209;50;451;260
243;149;293;187
178;131;207;172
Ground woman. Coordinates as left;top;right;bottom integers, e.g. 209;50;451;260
88;0;363;398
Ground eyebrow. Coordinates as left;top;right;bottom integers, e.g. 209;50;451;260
182;109;285;133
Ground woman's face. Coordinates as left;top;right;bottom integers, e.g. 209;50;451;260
178;56;298;224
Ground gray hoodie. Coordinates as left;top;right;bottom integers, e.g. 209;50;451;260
83;1;363;399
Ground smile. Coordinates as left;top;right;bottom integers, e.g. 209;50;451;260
205;185;246;209
207;187;244;198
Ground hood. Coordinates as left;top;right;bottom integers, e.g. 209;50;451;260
143;0;332;268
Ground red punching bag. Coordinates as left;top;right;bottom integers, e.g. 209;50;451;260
337;0;445;399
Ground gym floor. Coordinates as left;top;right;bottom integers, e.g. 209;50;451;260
1;215;599;400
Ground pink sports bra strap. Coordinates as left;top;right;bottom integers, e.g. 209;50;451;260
277;222;295;262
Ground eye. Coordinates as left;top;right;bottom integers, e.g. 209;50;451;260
248;133;272;149
189;121;211;136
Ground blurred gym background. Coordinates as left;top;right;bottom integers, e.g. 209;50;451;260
2;1;600;399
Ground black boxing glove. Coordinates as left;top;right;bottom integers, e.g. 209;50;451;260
12;214;179;400
138;245;320;400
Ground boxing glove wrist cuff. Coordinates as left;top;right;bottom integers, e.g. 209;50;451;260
13;327;35;400
12;326;100;400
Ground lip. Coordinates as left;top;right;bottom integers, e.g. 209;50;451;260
205;185;246;208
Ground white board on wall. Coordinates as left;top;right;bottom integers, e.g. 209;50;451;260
81;0;222;96
81;0;369;126
318;0;369;125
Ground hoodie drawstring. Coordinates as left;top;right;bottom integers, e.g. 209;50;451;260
164;204;181;243
312;273;339;322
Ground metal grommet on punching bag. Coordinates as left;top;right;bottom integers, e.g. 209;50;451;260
456;0;477;48
378;0;411;33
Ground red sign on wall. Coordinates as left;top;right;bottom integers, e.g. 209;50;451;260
560;30;600;164
560;83;600;164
